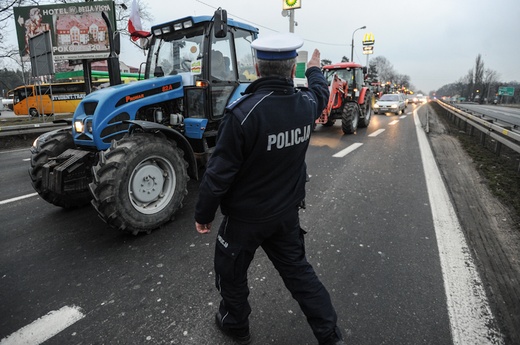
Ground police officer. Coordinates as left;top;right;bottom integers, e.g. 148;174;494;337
195;33;345;345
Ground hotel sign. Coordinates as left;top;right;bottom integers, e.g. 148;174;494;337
13;1;117;61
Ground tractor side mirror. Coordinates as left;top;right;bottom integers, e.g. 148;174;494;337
214;9;228;38
362;66;368;74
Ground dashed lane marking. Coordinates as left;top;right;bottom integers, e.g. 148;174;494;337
332;143;363;157
0;305;85;345
0;193;38;205
388;120;399;125
368;129;385;137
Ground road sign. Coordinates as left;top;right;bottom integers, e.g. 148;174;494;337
283;0;301;10
363;46;374;55
363;32;375;45
498;87;515;96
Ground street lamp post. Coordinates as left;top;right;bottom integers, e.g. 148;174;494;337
351;25;366;62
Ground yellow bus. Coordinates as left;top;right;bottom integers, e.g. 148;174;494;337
12;81;105;117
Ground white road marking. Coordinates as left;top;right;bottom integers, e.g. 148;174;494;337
332;143;363;157
388;120;399;125
0;306;85;345
368;129;385;137
0;148;29;154
413;110;503;344
399;115;407;119
0;193;38;205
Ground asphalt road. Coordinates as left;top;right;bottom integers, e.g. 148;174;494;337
0;109;22;118
0;104;503;345
455;103;520;127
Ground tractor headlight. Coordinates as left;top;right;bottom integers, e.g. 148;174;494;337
74;120;84;133
373;104;379;108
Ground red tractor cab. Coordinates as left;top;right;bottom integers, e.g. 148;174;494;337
318;62;373;134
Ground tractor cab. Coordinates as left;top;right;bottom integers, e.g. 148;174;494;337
145;10;258;119
323;62;367;98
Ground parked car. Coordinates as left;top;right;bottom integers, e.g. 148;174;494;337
373;93;406;115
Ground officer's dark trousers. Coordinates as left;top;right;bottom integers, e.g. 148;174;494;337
214;209;342;344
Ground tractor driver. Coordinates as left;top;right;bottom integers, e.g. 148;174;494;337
211;50;231;80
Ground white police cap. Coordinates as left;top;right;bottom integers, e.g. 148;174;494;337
251;33;304;60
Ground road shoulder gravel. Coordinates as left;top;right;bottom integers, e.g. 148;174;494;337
418;103;520;345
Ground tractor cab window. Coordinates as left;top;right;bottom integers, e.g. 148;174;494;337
209;28;236;118
211;41;233;82
146;25;205;82
324;68;355;88
354;68;365;89
234;29;257;82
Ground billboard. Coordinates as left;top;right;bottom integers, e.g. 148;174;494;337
13;1;117;61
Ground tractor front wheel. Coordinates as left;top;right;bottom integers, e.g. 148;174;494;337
358;92;373;128
29;129;92;208
90;133;188;234
341;103;360;134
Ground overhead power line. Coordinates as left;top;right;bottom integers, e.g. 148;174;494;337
195;0;346;47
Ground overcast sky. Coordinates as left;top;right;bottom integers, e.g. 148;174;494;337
120;0;518;93
7;0;520;93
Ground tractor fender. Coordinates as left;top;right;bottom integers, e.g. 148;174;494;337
124;120;199;180
358;88;369;105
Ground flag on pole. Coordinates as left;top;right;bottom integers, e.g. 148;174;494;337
128;0;150;41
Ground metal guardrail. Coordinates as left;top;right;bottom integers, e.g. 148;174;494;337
0;122;68;137
437;100;520;157
452;102;520;133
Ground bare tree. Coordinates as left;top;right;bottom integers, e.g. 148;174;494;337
370;56;395;85
464;68;474;100
395;74;411;90
483;68;500;102
474;54;485;101
0;0;36;61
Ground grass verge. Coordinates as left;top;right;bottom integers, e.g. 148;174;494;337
430;101;520;229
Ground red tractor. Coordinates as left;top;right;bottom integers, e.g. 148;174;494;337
317;62;373;134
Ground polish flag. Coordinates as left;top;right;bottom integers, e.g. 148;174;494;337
128;0;150;41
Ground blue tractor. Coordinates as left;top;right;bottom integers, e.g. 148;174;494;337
29;10;259;234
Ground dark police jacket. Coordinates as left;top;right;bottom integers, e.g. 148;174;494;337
195;66;329;224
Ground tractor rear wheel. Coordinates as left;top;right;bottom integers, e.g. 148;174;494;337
29;129;92;208
341;103;360;134
90;133;188;234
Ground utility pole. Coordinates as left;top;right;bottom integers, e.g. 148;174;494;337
282;1;301;33
289;10;295;33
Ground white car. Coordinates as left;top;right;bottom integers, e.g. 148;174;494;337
417;94;428;104
1;96;13;110
374;93;406;115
